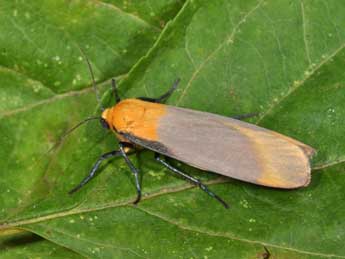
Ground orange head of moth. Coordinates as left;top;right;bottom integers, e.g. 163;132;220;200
101;99;166;142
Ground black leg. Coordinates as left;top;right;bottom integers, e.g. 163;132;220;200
155;153;229;208
69;150;122;194
111;78;121;104
232;112;258;120
137;78;180;103
262;246;271;259
119;143;141;204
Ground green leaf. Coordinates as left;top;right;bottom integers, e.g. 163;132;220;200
0;230;81;258
1;0;345;258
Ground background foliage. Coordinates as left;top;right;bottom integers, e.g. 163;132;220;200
1;0;345;258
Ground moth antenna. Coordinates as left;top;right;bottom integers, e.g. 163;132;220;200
46;116;101;155
77;47;104;111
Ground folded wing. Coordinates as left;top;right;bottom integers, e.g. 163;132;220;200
151;106;315;189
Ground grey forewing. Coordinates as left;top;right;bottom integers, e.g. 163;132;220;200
156;106;262;184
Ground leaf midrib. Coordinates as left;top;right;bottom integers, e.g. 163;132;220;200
5;175;343;259
2;159;338;230
0;178;228;230
136;206;345;258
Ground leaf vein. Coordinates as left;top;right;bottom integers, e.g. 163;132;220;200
26;226;148;259
301;0;312;65
0;179;228;229
136;206;345;258
91;0;160;31
177;0;264;105
256;41;345;123
313;158;345;170
0;86;94;118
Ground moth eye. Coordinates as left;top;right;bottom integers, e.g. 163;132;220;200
100;118;110;129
